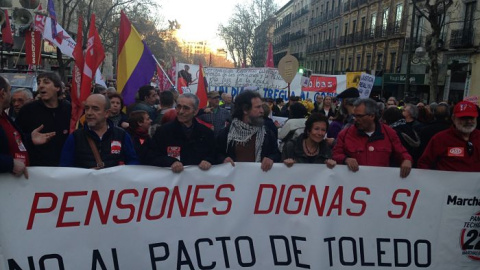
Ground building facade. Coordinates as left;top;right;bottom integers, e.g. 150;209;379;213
269;0;480;102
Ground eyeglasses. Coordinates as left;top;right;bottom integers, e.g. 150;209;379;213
467;141;474;156
176;104;192;111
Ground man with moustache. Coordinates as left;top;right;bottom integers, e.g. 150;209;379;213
333;98;412;178
418;101;480;171
60;94;139;168
15;72;71;166
216;90;281;172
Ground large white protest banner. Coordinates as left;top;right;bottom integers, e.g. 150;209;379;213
1;164;479;270
177;64;310;100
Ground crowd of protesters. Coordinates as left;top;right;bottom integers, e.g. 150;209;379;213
1;72;479;179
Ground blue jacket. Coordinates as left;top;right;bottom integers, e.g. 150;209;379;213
60;120;139;168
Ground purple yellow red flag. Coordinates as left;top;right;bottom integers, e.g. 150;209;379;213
117;11;157;105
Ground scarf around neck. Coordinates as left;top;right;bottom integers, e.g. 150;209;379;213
227;118;266;162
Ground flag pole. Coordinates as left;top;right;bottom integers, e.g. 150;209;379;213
151;54;175;89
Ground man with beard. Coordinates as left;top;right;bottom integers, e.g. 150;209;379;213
6;88;33;121
333;98;412;178
60;94;139;168
216;90;280;172
418;101;480;171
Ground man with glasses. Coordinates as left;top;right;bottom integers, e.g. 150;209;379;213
147;93;216;173
197;91;231;137
418;101;480;172
333;98;413;178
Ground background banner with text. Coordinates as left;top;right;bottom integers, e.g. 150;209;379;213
0;164;479;269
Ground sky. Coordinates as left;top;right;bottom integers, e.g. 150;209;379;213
156;0;290;50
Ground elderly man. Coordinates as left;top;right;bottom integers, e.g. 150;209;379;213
198;91;231;137
217;90;280;172
0;76;55;178
220;93;234;112
15;72;71;166
60;94;139;168
148;93;216;172
403;103;421;129
333;98;413;178
417;101;479;171
6;88;33;120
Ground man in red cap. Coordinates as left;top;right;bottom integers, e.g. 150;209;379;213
417;100;480;171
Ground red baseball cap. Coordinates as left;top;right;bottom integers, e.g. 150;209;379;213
454;101;479;117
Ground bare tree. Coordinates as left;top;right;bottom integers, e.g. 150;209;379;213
413;0;453;102
218;0;278;67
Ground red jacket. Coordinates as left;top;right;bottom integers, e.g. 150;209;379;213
417;127;480;172
333;122;412;167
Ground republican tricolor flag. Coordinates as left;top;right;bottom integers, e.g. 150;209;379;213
117;11;157;105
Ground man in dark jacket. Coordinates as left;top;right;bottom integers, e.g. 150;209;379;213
216;90;280;172
15;72;71;166
60;94;139;168
148;93;216;173
0;75;55;177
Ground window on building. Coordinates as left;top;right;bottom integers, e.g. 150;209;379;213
395;4;403;33
382;8;389;36
326;60;329;73
356;55;361;71
331;60;335;74
340;58;344;72
361;17;366;35
376;54;383;70
370;13;376;37
366;54;372;70
320;60;323;73
344;22;349;36
352;20;357;33
465;2;475;34
390;52;397;73
348;57;352;71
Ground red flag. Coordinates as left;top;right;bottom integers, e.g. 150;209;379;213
169;56;176;82
196;63;208;108
25;30;42;65
265;42;274;68
70;16;85;132
177;77;187;94
156;64;171;91
80;14;105;99
1;10;14;47
34;4;46;33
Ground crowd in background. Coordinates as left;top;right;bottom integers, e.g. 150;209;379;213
1;71;479;179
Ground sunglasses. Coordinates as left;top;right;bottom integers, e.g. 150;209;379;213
467;141;474;156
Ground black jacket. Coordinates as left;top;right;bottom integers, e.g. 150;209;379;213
216;122;281;163
147;118;217;167
282;135;332;164
15;100;71;166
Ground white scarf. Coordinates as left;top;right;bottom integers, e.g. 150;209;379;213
227;119;266;162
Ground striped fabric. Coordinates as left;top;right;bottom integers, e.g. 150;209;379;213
117;11;157;105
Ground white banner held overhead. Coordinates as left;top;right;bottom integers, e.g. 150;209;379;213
0;164;479;269
358;73;375;98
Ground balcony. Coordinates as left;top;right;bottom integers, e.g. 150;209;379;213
346;33;354;45
358;0;368;6
343;1;350;12
354;31;364;42
352;0;358;8
290;30;307;41
339;36;346;46
449;29;474;48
